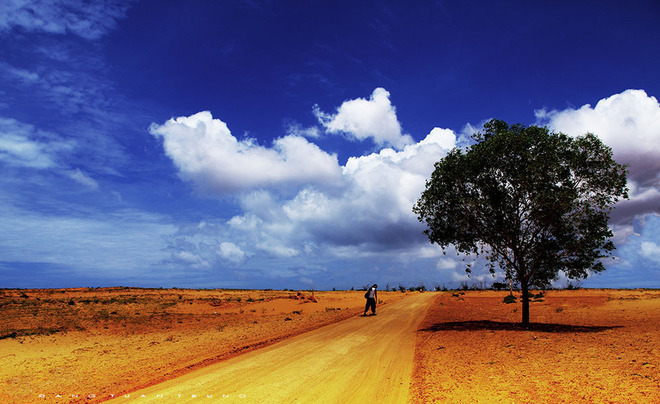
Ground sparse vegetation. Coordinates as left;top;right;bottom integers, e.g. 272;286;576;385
492;282;507;291
503;294;517;304
1;286;411;403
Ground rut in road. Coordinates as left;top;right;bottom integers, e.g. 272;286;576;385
107;292;437;404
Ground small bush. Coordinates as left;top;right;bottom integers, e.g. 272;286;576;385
532;292;544;301
0;332;18;340
492;282;507;291
503;295;517;304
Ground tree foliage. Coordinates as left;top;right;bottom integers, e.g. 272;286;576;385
413;119;628;324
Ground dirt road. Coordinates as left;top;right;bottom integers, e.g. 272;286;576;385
106;292;436;404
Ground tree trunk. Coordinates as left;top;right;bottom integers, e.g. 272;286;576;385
521;281;530;326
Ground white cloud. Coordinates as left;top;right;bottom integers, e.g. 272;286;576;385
152;89;660;288
218;242;246;264
436;259;459;270
286;122;321;139
416;245;448;259
537;90;660;149
173;251;211;269
149;111;343;195
218;126;455;260
537;89;660;187
0;117;74;169
640;241;660;263
0;132;57;169
256;241;300;258
152;97;459;268
426;127;458;150
66;168;99;189
536;89;660;225
0;117;102;191
314;87;414;150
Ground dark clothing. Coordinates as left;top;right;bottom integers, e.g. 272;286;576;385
364;286;378;315
364;298;376;314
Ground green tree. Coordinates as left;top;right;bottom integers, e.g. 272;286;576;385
413;119;628;325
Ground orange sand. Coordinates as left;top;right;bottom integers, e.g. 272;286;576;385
2;288;659;403
411;289;660;403
0;288;405;403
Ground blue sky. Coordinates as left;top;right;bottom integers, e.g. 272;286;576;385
1;0;659;290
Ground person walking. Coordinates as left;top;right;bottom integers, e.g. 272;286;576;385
363;284;378;316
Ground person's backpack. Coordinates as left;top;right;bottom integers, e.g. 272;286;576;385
364;290;369;298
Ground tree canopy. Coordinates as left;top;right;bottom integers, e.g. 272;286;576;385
413;119;628;324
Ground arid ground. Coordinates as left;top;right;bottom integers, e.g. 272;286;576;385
0;287;407;403
412;289;660;403
1;288;659;403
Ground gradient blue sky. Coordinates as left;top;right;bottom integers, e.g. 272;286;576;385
1;0;659;290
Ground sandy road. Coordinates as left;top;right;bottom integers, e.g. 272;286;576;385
106;292;436;404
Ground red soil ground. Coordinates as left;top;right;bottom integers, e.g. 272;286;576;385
411;289;660;403
1;288;658;403
0;288;405;403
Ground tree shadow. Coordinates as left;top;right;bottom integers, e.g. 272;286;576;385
421;320;621;333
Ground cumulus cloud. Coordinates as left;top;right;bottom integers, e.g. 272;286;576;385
152;92;460;271
426;127;458;150
314;87;414;150
153;89;660;288
0;0;134;40
221;127;455;259
149;111;343;195
536;89;660;224
218;242;246;264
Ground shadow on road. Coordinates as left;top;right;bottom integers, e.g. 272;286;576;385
420;320;622;333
